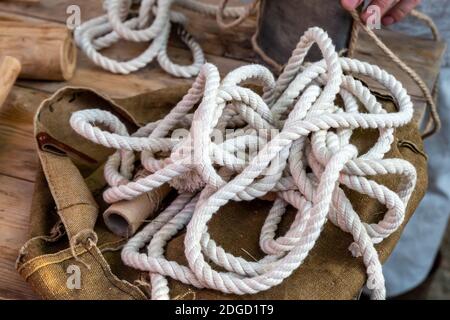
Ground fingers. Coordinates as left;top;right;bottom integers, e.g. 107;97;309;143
340;0;364;11
382;0;421;25
361;0;397;22
341;0;418;26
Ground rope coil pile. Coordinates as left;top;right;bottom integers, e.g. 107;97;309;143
70;26;417;300
75;0;255;77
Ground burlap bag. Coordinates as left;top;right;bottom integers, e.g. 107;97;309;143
16;85;428;300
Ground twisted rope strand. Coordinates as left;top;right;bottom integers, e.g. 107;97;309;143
75;0;256;77
70;27;417;300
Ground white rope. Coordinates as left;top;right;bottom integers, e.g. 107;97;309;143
70;27;417;300
75;0;252;77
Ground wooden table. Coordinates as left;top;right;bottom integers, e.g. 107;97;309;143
0;0;444;300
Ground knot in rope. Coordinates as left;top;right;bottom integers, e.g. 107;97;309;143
70;26;417;300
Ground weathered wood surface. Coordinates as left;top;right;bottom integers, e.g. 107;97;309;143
0;86;47;182
0;85;46;300
0;85;53;301
0;174;37;300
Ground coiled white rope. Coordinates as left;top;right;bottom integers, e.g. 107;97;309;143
75;0;254;77
70;27;417;300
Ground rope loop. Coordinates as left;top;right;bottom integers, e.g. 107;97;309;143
71;26;417;300
75;0;252;77
348;9;441;139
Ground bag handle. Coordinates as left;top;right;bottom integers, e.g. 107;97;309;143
36;143;99;246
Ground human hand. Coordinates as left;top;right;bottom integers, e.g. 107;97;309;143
340;0;421;25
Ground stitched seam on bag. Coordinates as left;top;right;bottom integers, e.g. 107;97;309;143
17;239;124;278
397;139;428;160
17;241;145;299
58;202;98;212
19;244;88;280
86;246;147;300
16;231;66;269
56;204;98;239
19;244;145;300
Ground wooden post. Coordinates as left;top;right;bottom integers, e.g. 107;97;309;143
0;18;77;81
0;56;21;108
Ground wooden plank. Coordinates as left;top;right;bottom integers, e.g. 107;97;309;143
0;174;39;300
0;86;48;182
0;9;60;24
0;85;48;300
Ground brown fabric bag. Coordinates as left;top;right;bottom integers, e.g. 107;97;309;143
17;85;428;300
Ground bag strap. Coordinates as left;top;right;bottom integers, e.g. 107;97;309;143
37;150;99;246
